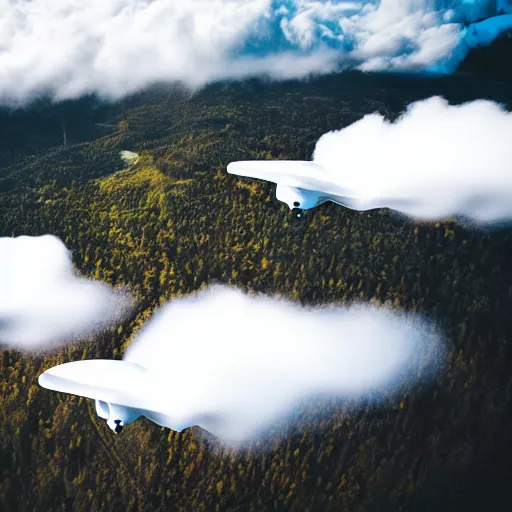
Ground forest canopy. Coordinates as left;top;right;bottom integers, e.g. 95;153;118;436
1;72;512;511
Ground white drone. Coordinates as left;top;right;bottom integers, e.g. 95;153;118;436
38;360;215;435
227;160;371;218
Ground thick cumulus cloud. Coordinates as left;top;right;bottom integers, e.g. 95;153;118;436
122;285;442;445
312;96;512;222
0;0;511;105
0;235;132;350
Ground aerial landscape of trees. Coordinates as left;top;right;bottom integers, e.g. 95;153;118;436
1;71;512;511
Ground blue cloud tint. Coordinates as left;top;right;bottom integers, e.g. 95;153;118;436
0;0;510;105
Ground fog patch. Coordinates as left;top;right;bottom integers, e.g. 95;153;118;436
0;235;132;351
312;96;512;223
0;1;510;105
121;285;442;445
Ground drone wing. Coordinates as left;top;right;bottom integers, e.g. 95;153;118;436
227;160;371;210
38;360;153;410
39;360;206;433
227;160;349;195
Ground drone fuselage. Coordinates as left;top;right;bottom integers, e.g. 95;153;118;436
275;184;325;211
94;399;196;434
275;184;367;214
95;400;141;433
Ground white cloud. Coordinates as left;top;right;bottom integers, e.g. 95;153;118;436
0;235;132;350
0;0;508;105
121;285;441;444
312;96;512;222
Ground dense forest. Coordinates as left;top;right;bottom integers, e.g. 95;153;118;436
2;69;512;511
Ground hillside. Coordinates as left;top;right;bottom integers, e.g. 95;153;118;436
1;71;512;511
